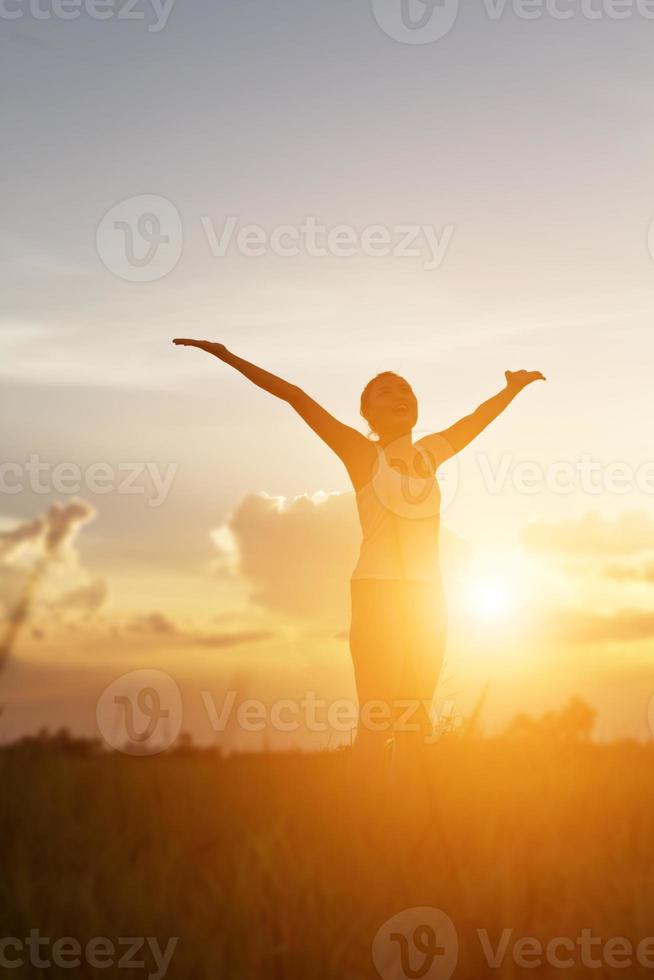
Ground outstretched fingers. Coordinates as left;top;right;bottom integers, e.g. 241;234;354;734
505;369;547;387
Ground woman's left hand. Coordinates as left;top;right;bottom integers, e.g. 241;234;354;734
505;369;546;391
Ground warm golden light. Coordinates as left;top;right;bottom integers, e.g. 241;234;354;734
465;573;516;621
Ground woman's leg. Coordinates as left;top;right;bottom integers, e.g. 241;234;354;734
348;580;405;784
391;584;447;779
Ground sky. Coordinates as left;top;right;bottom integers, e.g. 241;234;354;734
1;0;654;747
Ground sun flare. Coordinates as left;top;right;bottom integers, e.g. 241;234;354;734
467;577;515;620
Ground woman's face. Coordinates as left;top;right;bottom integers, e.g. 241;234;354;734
366;375;418;437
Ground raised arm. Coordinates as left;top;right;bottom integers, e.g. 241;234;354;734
173;339;371;474
416;369;545;463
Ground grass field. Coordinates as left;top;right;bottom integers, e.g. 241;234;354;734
2;728;654;979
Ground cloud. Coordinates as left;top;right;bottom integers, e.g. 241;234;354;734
125;608;277;650
127;611;179;635
42;500;95;558
0;500;97;670
522;511;654;557
50;577;109;617
191;630;277;649
0;516;43;560
543;607;654;645
220;490;358;622
211;488;471;631
602;562;654;583
0;563;31;614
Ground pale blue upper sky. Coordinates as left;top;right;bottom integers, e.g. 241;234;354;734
2;0;654;572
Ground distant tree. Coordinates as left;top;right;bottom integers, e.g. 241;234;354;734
172;731;195;753
506;697;596;742
7;726;103;756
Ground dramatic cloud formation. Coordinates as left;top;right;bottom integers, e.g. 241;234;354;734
212;489;470;628
223;490;359;622
0;500;97;670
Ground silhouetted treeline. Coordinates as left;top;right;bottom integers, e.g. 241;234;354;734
0;697;644;755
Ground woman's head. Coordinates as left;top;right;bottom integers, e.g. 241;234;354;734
360;372;418;440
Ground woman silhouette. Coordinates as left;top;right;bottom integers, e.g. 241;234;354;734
173;339;544;777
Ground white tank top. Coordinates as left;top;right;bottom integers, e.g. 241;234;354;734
351;442;442;584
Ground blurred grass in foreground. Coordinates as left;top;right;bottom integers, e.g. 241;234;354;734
1;713;653;979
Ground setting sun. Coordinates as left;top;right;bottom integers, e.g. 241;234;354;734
467;576;516;620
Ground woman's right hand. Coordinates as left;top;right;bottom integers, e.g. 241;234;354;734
173;339;228;358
